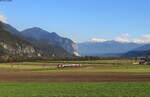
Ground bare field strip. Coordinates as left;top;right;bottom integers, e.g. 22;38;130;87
0;72;150;82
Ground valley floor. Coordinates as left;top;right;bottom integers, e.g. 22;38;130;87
0;59;150;82
0;59;150;97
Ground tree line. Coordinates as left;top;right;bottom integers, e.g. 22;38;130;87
0;56;131;63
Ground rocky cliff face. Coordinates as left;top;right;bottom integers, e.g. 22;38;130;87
64;40;79;56
0;42;41;57
56;37;78;56
0;22;42;57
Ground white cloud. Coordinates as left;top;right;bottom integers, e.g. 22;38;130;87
114;37;130;43
113;33;130;43
89;34;150;44
141;34;150;39
132;39;145;43
136;34;150;43
121;33;129;38
0;14;7;23
90;38;107;42
113;34;150;43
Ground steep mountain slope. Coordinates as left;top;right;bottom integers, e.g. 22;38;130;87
24;37;72;57
78;41;143;56
0;22;42;57
2;23;20;35
133;44;150;51
123;44;150;57
21;27;78;55
0;22;72;57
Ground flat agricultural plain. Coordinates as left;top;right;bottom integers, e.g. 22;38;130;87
0;59;150;97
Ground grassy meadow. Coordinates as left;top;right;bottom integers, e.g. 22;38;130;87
0;82;149;97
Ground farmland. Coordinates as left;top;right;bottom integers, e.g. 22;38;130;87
0;59;150;97
0;59;150;82
0;59;150;73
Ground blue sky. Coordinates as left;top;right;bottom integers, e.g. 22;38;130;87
0;0;150;42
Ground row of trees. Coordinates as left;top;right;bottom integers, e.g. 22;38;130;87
0;56;131;63
49;56;131;61
0;56;43;63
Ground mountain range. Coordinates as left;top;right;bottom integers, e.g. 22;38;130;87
123;44;150;57
21;27;78;56
0;21;78;58
0;22;42;57
78;40;150;57
1;20;150;58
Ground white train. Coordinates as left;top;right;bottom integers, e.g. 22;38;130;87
57;64;81;68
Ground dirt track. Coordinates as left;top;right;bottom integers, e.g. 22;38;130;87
0;72;150;82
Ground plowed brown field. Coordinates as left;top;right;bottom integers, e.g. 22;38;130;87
0;72;150;82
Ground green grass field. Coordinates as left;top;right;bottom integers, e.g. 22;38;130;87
0;82;149;97
0;59;150;72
